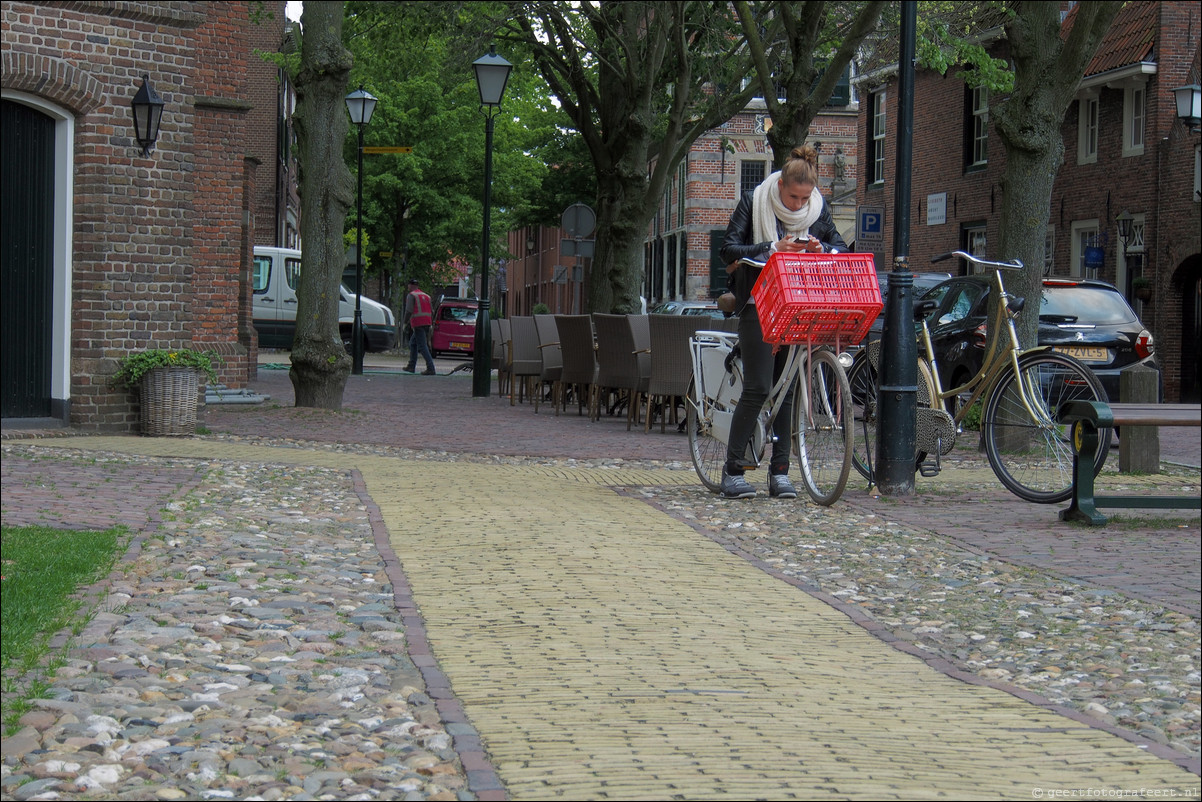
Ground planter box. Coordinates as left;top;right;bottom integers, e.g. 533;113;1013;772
140;367;200;436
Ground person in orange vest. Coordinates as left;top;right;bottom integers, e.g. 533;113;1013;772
402;278;437;375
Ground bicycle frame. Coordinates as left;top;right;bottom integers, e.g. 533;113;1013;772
688;330;811;468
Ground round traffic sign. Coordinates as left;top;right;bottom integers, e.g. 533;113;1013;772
561;202;596;238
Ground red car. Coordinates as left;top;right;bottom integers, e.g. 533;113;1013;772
429;298;478;356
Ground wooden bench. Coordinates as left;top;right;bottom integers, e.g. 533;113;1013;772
1057;400;1202;525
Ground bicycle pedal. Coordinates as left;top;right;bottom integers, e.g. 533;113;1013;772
734;460;760;472
917;460;942;478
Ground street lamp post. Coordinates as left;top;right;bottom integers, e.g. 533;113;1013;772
345;86;378;376
471;46;513;398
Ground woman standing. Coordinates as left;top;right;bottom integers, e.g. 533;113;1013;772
718;145;848;499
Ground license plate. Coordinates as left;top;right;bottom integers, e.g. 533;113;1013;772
1053;345;1108;363
450;341;472;350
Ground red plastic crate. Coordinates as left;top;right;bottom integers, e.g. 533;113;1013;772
751;253;882;345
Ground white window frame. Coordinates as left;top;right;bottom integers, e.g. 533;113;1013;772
966;226;987;267
970;86;989;167
872;90;886;184
1077;93;1098;165
1069;220;1100;278
1122;83;1146;157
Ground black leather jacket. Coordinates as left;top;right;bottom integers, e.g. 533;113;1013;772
720;190;849;309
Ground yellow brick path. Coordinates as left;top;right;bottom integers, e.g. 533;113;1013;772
27;437;1199;800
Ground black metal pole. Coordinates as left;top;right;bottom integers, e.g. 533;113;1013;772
875;0;918;495
352;120;365;376
471;111;496;397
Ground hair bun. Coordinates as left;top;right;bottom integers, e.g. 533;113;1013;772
790;145;818;166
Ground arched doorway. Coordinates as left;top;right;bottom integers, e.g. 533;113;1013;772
1;100;55;418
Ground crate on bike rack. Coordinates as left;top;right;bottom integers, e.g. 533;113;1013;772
751;253;882;346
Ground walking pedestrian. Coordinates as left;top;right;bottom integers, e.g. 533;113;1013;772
403;278;437;375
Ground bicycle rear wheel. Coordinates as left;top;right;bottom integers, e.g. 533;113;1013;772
686;377;726;492
794;349;852;505
982;350;1110;503
849;348;933;482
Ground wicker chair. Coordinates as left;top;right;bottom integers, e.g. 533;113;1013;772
554;315;598;417
593;313;651;430
645;314;706;433
507;316;543;406
532;314;563;414
492;318;511;398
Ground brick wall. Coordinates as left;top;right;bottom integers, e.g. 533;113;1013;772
1;1;256;429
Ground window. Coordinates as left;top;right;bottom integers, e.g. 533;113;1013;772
285;257;302;291
870;90;886;184
1077;95;1098;164
253;255;272;292
966;86;988;168
1043;226;1056;276
677;160;686;228
1070;220;1100;278
739;159;767;195
1123;84;1145;157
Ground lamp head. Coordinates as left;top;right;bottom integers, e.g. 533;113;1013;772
473;45;513;108
345;86;378;126
130;75;165;155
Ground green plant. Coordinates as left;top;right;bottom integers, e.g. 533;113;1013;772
532;303;551;315
113;348;221;388
2;524;128;730
1130;276;1150;291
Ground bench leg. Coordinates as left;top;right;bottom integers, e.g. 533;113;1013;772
1059;420;1108;525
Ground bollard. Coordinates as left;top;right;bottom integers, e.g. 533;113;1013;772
1118;363;1160;473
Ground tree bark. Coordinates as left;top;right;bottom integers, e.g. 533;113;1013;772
289;0;354;408
994;1;1122;349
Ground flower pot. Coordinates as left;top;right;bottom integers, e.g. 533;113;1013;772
1134;287;1152;302
140;367;200;436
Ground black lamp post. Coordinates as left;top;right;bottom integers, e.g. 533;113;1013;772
471;45;512;398
130;75;165;156
345;86;378;375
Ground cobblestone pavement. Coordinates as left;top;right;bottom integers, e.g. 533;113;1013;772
1;361;1198;799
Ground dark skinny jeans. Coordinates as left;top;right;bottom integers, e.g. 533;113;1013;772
725;306;793;475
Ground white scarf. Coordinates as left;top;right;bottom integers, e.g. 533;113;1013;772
752;171;824;246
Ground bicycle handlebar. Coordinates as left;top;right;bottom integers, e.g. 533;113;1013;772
931;251;1024;271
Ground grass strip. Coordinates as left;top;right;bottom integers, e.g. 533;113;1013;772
1;523;128;730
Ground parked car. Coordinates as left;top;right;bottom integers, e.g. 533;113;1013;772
429;298;478;357
841;271;952;357
916;275;1158;402
253;246;396;353
649;300;724;319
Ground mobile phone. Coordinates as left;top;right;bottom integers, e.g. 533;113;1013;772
792;235;809;243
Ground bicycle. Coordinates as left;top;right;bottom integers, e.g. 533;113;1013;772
849;251;1111;504
686;254;880;505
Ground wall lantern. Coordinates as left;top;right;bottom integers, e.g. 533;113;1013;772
130;75;165;156
1173;83;1200;133
1115;209;1135;251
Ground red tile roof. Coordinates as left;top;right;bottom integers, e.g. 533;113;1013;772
1063;0;1158;77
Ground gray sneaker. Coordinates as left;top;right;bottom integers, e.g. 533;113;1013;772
768;473;797;499
720;471;757;499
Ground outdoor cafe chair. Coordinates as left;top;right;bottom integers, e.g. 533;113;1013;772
533;314;563;414
554;314;598;418
645;314;706;433
508;316;542;406
592;313;651;431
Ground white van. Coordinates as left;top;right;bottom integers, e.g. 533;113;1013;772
252;246;396;353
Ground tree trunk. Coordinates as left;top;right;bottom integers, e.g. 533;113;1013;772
289;0;354;409
993;1;1122;349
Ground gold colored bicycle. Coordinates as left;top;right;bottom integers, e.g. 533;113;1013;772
849;251;1110;503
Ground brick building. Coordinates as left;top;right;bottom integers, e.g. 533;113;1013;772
854;1;1201;401
1;1;288;429
247;12;300;249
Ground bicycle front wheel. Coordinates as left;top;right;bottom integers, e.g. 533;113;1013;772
687;377;726;492
982;351;1110;504
848;350;878;482
794;349;852;505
